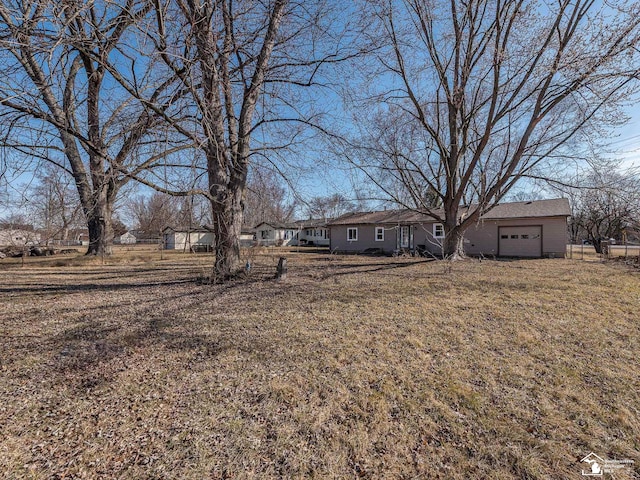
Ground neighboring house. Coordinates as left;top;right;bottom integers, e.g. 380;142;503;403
296;219;330;247
239;229;256;247
114;231;137;244
130;229;162;244
328;198;571;258
0;228;41;247
65;228;89;246
254;219;330;247
254;222;296;246
163;226;214;251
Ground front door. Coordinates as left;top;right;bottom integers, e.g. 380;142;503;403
399;226;411;249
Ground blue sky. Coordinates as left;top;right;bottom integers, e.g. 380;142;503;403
616;107;640;169
2;0;639;224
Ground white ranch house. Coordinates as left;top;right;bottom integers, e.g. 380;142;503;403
254;219;330;247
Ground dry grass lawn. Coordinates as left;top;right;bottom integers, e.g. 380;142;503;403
1;249;639;479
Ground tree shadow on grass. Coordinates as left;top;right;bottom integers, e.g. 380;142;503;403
304;257;437;279
4;273;285;394
0;278;197;296
2;256;440;393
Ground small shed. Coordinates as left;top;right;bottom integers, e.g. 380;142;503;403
115;231;137;244
162;226;214;252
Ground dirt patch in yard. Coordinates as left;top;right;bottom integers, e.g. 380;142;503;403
1;252;639;479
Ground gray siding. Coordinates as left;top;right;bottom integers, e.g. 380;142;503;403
330;224;397;253
330;216;568;257
464;217;567;257
413;224;444;256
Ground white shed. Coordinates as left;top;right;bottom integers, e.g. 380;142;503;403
115;231;137;244
162;226;214;251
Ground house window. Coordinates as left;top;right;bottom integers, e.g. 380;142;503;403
347;227;358;242
433;223;445;238
375;226;384;241
260;230;270;239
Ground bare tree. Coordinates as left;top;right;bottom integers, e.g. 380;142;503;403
305;193;355;220
27;164;85;243
127;191;181;234
145;0;356;279
110;216;128;238
345;0;640;258
0;0;180;255
243;167;295;227
563;170;640;253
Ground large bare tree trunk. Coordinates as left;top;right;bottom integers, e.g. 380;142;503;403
442;223;466;260
151;0;350;280
86;214;113;255
211;193;243;280
85;200;114;256
209;143;247;278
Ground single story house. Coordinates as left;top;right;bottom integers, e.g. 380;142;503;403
254;219;330;247
328;198;571;258
162;226;214;252
296;219;330;247
0;227;41;247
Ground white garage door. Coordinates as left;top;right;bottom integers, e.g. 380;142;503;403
499;226;542;257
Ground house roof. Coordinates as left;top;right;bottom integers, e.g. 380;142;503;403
292;218;330;228
327;209;428;226
0;223;36;231
254;221;289;229
162;225;214;233
328;198;571;225
480;198;571;219
254;218;329;230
